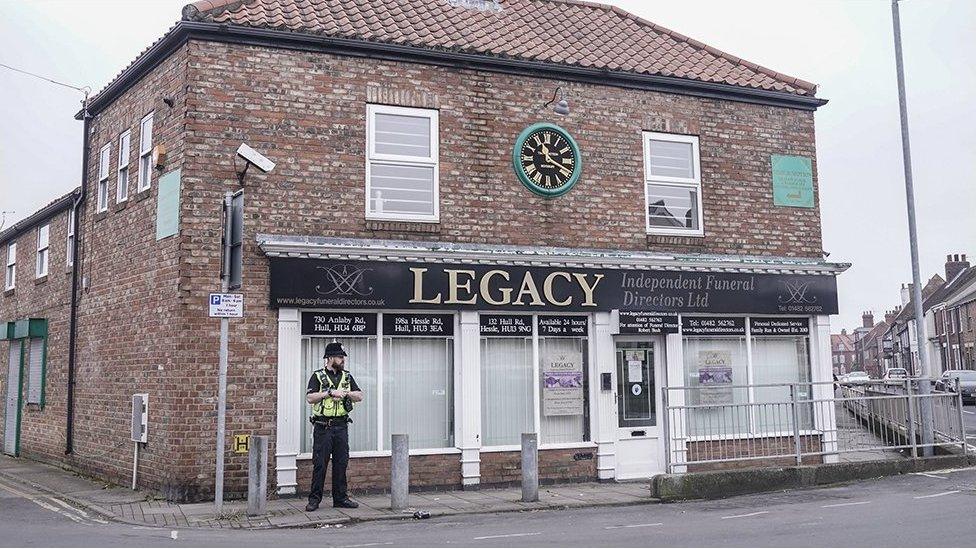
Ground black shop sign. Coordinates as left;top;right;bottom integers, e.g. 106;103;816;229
750;317;810;336
301;312;377;336
383;313;455;336
538;315;588;337
617;311;679;335
480;314;532;337
681;316;747;336
270;258;839;315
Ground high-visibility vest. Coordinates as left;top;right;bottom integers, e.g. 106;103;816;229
311;369;351;418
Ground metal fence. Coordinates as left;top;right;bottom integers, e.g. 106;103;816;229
662;379;967;473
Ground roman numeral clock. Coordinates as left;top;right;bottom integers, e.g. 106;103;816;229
512;123;583;197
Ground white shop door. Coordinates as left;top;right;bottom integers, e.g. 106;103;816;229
614;339;664;480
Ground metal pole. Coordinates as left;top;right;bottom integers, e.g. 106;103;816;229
906;380;917;458
790;384;802;465
391;434;409;511
891;0;934;457
215;192;233;512
521;433;539;502
661;387;671;474
956;388;967;456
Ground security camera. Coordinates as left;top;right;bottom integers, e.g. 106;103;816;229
236;143;275;173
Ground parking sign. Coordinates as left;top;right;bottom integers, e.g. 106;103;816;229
209;293;244;318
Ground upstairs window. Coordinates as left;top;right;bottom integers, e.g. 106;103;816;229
4;243;15;290
66;209;75;266
366;105;439;222
117;130;131;202
643;132;703;235
138;113;154;191
35;224;49;278
97;144;110;212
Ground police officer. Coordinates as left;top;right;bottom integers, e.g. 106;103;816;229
305;341;363;511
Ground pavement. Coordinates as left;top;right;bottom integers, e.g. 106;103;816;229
0;454;653;530
4;460;976;546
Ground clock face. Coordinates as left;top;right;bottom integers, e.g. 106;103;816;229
513;123;582;197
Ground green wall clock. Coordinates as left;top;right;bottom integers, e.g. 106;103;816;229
512;122;583;197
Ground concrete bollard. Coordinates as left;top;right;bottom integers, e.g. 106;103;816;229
391;434;409;511
246;435;268;516
521;432;539;502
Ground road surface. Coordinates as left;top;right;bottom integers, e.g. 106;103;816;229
2;463;976;547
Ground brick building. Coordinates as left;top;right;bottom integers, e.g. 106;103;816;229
1;0;847;501
926;255;975;372
830;329;855;376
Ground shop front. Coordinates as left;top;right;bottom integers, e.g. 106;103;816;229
263;236;842;493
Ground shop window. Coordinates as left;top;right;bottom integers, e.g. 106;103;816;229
97;143;110;212
365;104;439;222
4;242;15;290
117;130;131;202
539;334;588;444
383;335;454;450
682;336;749;436
35;224;49;278
751;335;812;432
642;132;702;235
138;113;154;191
301;337;378;453
480;335;533;447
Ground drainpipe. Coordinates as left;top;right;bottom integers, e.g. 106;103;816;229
66;93;90;455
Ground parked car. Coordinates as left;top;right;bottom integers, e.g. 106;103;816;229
884;368;909;381
935;370;976;402
843;371;871;384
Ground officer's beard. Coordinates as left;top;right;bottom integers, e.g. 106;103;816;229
331;359;346;372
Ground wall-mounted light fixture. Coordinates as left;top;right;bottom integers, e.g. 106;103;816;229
544;86;570;116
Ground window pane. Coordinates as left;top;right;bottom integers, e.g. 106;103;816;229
647;139;694;179
647;184;699;230
682;337;749;437
540;337;588;444
752;336;812;432
383;337;454;449
301;337;378;453
140;116;153;152
481;337;533;446
38;225;49;248
374;113;431;157
369;163;435;216
99;147;110;179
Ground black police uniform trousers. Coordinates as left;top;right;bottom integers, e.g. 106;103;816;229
308;419;350;505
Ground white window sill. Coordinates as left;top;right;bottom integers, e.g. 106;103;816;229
646;229;705;237
297;447;461;460
481;441;595;453
365;215;440;224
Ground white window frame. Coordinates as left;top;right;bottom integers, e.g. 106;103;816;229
4;242;15;290
137;112;154;192
642;132;704;236
35;223;49;278
66;208;75;266
117;130;131;202
365;104;440;223
97;143;110;212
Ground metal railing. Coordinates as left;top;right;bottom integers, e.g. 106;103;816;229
662;379;966;473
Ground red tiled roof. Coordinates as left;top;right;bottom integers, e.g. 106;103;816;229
182;0;817;96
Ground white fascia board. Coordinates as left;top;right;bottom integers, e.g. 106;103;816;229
255;234;851;275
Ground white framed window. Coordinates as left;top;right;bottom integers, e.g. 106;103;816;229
97;143;110;212
137;113;154;192
117;130;131;202
35;223;49;278
365;104;439;222
642;132;703;235
66;208;75;266
4;242;15;290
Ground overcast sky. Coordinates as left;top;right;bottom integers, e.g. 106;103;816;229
1;0;973;331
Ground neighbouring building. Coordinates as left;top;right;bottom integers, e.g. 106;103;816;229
853;312;888;379
925;255;975;373
830;329;855;376
1;0;847;501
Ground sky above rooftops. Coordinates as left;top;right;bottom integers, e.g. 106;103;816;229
0;0;973;331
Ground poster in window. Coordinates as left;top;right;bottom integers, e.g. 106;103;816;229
542;351;584;416
698;350;733;405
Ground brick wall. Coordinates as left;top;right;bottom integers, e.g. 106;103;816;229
4;33;826;501
0;206;74;461
685;435;823;472
480;448;597;486
293;453;461;497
